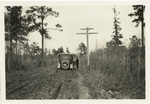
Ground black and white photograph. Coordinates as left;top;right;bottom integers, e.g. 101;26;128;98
1;0;149;103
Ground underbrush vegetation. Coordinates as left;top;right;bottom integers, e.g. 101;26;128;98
80;46;145;99
5;53;58;73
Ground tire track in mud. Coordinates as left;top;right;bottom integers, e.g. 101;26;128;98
50;82;62;99
26;71;63;99
77;72;91;99
6;68;52;96
6;69;57;99
7;74;52;99
6;82;30;98
52;70;79;99
6;68;91;99
53;70;91;99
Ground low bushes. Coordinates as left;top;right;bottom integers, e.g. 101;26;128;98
80;46;145;99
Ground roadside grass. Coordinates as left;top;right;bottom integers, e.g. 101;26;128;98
80;46;145;99
5;53;58;72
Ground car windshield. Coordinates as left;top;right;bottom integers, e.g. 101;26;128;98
59;54;72;60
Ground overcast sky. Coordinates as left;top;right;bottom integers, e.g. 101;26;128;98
23;5;141;54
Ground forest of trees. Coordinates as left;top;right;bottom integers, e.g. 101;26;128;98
104;5;145;81
5;6;62;72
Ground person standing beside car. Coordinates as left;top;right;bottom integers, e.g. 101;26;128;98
76;56;79;69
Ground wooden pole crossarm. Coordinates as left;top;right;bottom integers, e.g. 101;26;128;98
77;33;87;35
81;28;94;30
88;32;98;34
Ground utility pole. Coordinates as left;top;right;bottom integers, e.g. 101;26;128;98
77;27;98;69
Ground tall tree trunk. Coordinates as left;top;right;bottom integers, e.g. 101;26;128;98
7;13;11;72
41;18;45;62
8;29;10;72
141;5;144;48
115;23;118;45
10;39;13;71
114;6;118;46
9;12;13;72
16;13;21;55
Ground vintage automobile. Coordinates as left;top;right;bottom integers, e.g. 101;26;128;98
57;53;79;70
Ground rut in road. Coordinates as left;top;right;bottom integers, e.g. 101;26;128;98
50;82;62;99
6;67;92;99
77;72;91;99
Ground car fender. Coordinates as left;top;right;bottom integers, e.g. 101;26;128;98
70;64;73;69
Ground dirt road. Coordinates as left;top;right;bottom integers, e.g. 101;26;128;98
6;67;91;99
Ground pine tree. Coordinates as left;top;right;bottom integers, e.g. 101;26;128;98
5;6;28;71
128;5;145;48
106;6;123;48
112;6;123;46
26;6;59;61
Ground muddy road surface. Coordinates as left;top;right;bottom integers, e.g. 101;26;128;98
6;67;91;99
